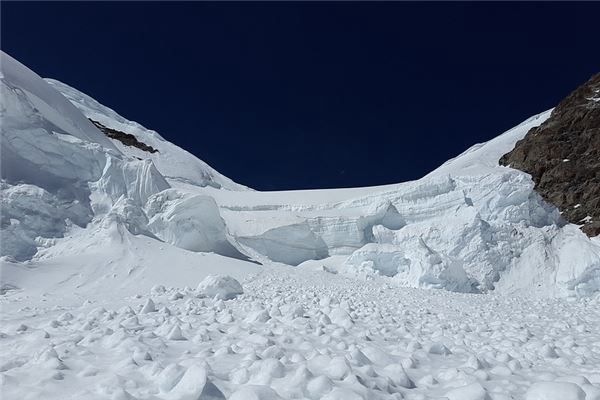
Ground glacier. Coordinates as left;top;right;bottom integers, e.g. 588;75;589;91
2;50;600;298
2;50;600;400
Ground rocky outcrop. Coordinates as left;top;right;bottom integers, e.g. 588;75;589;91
89;119;158;153
500;73;600;236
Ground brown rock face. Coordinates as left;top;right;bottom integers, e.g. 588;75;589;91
89;119;158;154
499;73;600;236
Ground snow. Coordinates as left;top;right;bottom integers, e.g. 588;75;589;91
196;275;244;300
0;51;116;150
2;266;600;399
44;78;249;191
525;382;586;400
2;52;600;400
444;382;489;400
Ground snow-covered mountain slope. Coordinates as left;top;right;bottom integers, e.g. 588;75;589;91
185;110;599;297
3;52;600;400
45;78;249;191
0;53;116;151
157;109;599;296
2;49;600;300
1;50;247;264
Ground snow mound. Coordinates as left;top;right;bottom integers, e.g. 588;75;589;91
196;275;244;300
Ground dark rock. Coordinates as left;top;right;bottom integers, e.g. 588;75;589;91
89;119;158;154
500;72;600;237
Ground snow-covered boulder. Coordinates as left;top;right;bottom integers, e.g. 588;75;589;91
196;275;243;300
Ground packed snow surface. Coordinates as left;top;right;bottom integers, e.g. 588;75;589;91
2;50;600;399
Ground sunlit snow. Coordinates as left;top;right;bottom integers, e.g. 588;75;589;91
1;50;600;399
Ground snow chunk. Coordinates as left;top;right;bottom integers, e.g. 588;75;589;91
164;364;224;400
167;325;186;341
381;364;414;388
237;223;328;266
344;238;474;292
322;388;363;400
140;298;156;314
525;382;586;400
445;382;489;400
145;190;245;258
196;275;243;300
229;385;283;400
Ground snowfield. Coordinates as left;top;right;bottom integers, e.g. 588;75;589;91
2;49;600;399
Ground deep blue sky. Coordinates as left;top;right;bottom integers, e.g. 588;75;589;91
2;2;599;190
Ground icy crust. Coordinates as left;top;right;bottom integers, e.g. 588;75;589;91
45;78;249;191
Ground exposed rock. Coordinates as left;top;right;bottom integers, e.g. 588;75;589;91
500;73;600;236
89;119;158;153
